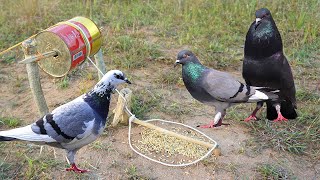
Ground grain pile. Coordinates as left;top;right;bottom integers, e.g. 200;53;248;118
131;121;215;164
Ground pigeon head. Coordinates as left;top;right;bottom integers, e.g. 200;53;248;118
93;70;131;96
254;8;272;30
244;8;282;58
174;50;200;67
101;70;131;86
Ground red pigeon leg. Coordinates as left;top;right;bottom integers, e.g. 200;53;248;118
273;104;288;122
198;112;230;128
244;102;263;122
198;120;216;128
66;163;88;173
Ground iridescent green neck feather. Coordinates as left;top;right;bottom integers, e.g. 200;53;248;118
183;62;205;83
254;21;274;39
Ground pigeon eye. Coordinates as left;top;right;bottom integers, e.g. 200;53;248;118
115;74;120;79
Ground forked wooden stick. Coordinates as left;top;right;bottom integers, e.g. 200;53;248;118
22;39;49;116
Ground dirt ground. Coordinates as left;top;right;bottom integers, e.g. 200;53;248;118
0;53;319;179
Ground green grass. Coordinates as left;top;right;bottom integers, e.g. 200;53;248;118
155;69;181;86
57;76;70;89
13;76;27;89
0;161;13;180
125;164;137;177
292;40;320;67
107;35;162;69
89;141;116;153
247;121;308;154
0;117;21;128
233;88;320;158
159;101;191;119
246;88;319;156
125;164;152;180
1;0;319;68
257;163;296;179
23;154;63;179
0;143;64;179
0;54;16;64
131;89;160;119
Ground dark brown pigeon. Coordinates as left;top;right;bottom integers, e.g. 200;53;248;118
175;50;279;128
242;8;297;122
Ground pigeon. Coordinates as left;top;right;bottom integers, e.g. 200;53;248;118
242;8;297;122
0;70;131;173
175;50;279;128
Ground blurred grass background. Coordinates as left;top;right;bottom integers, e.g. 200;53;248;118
0;0;319;68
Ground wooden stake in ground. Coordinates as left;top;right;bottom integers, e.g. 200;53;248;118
112;88;132;126
22;39;49;116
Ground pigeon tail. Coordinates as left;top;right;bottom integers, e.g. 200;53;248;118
0;136;16;141
248;90;268;101
248;89;278;102
0;125;56;142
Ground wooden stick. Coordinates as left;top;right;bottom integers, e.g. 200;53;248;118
19;50;58;64
22;39;49;116
112;88;132;126
131;117;215;149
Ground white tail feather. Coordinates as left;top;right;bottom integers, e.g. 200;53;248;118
248;90;269;102
0;125;56;142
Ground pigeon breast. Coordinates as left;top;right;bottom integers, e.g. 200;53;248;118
182;62;214;103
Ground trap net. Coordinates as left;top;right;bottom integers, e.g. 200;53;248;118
128;119;217;166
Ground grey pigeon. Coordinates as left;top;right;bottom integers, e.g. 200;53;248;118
0;70;131;173
175;50;279;128
242;8;297;122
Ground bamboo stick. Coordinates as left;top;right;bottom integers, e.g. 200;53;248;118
131;118;215;149
19;50;58;64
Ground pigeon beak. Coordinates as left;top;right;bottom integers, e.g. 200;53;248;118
174;60;180;68
255;18;262;29
255;18;262;24
124;78;132;84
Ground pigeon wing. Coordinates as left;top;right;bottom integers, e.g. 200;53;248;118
31;97;96;143
201;69;255;103
279;56;296;106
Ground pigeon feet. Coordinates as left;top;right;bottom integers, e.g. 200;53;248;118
197;123;216;128
273;113;288;122
66;163;88;173
197;120;230;128
244;115;258;122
